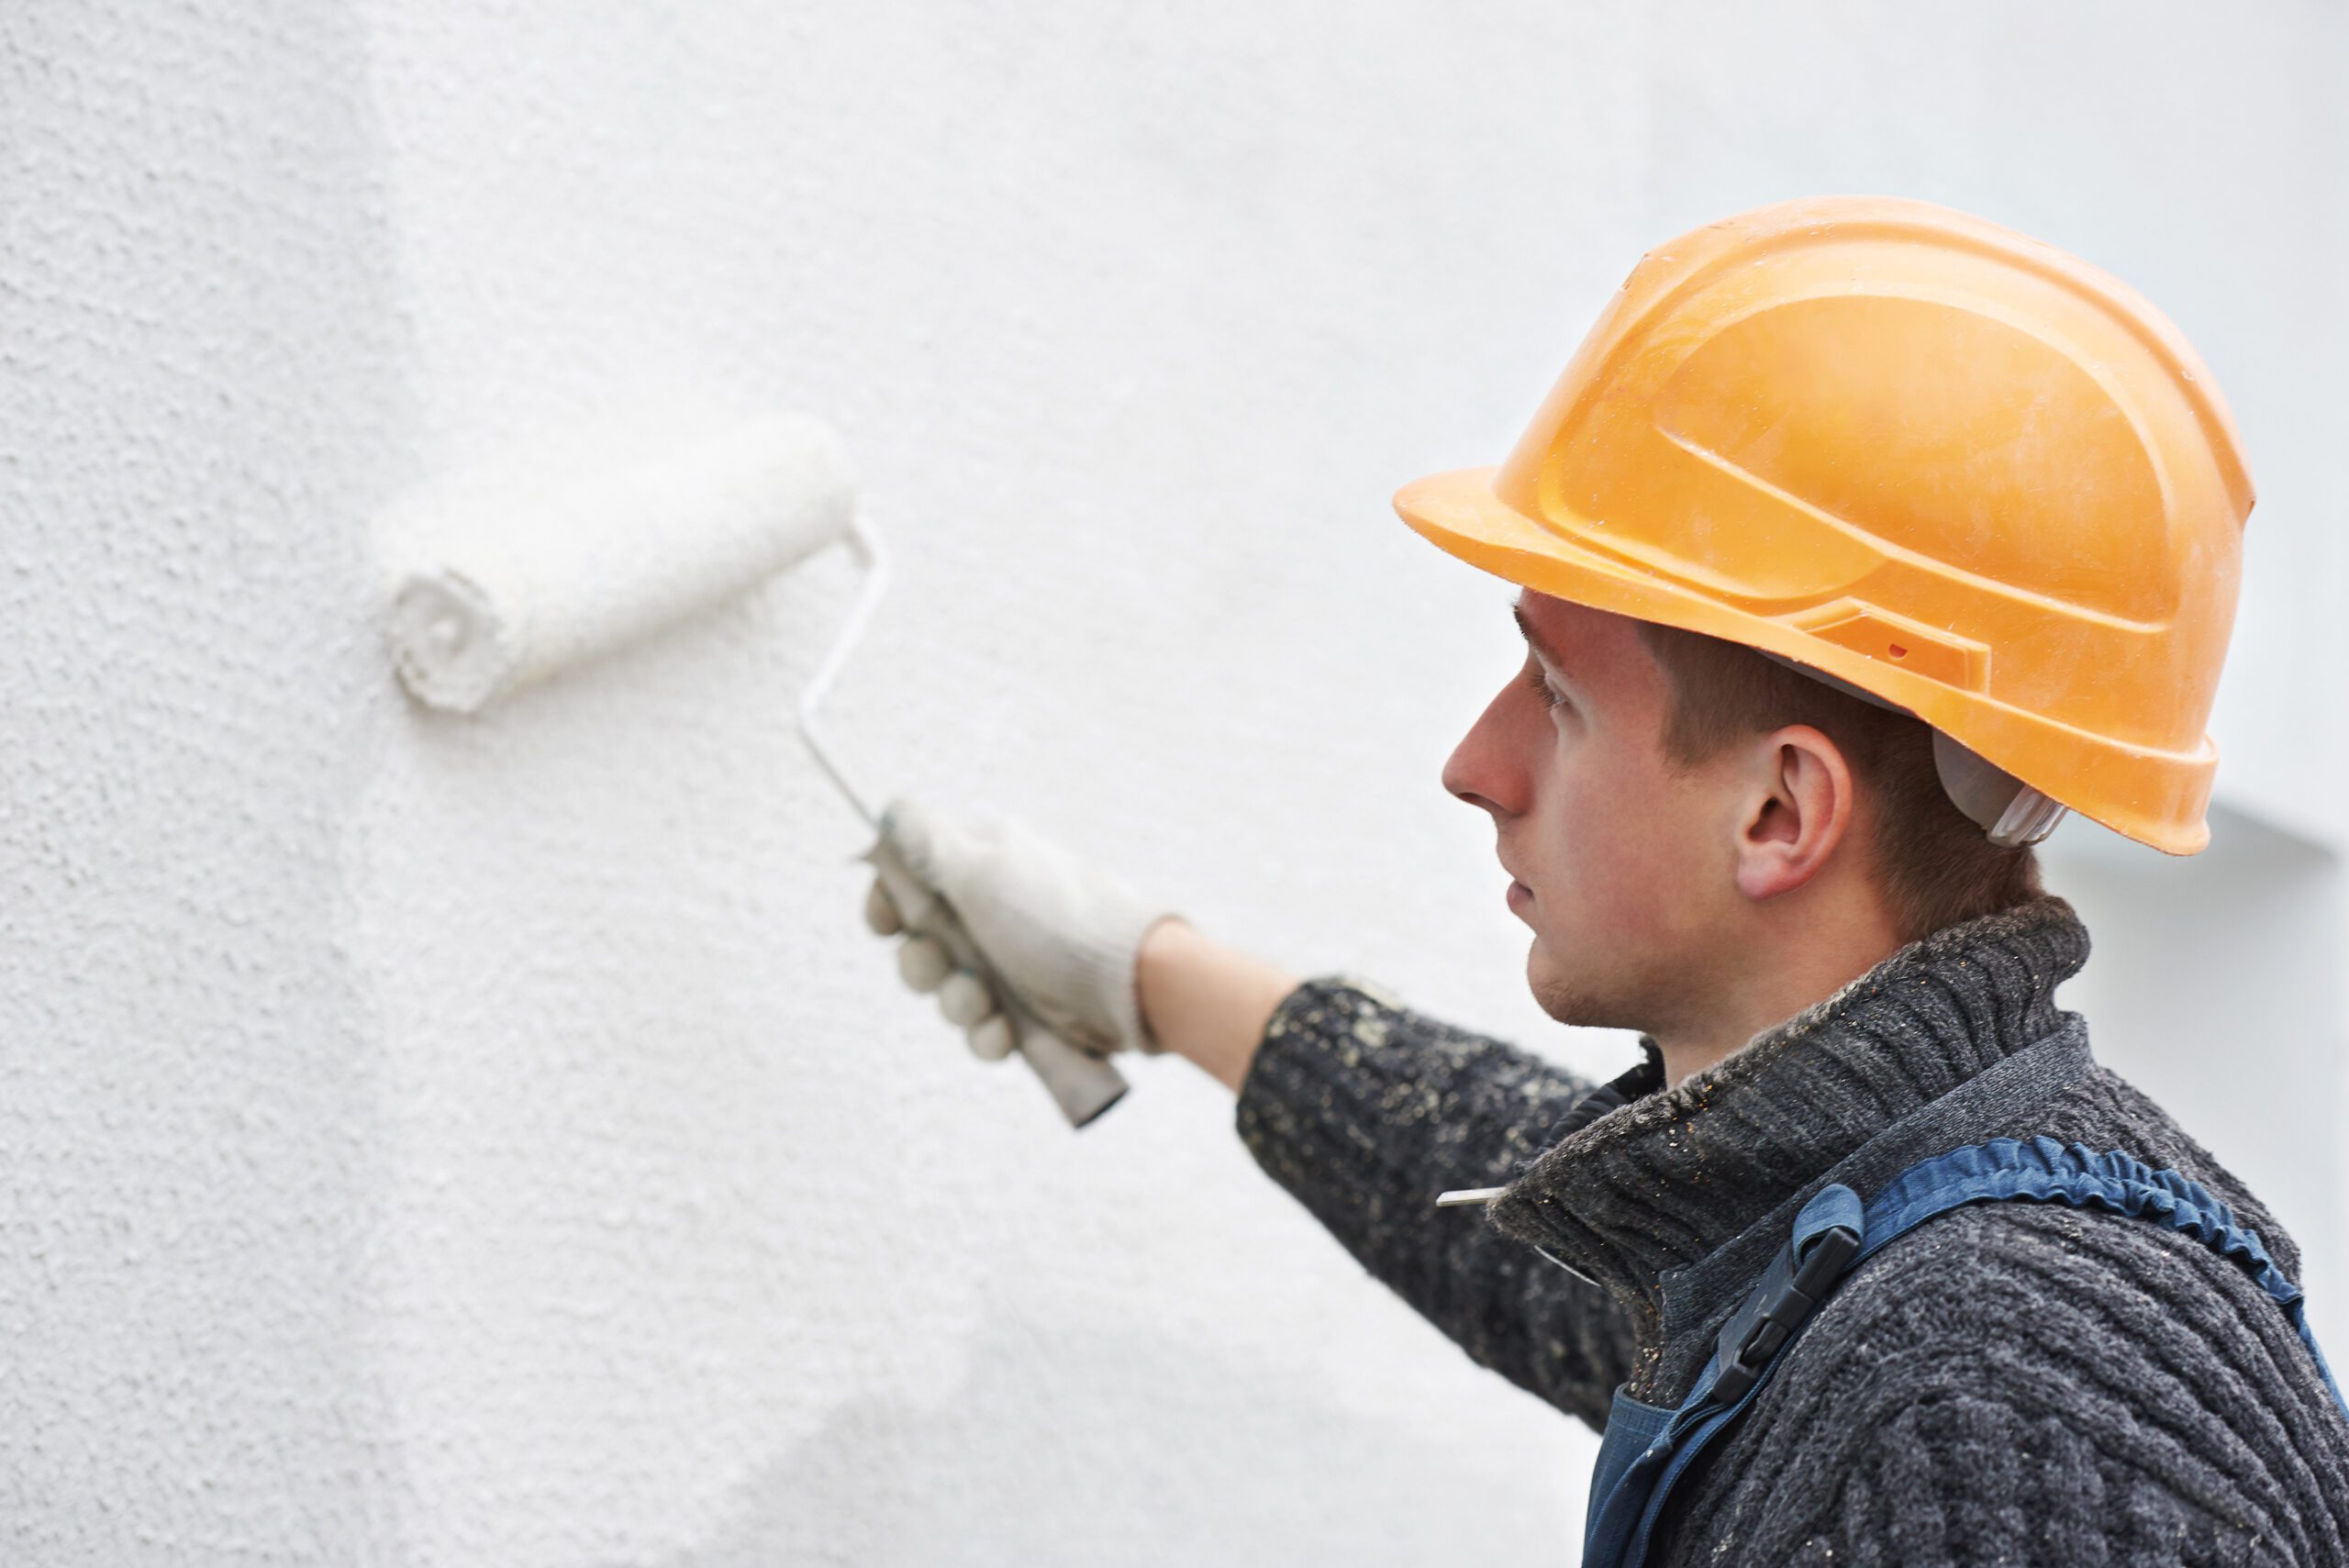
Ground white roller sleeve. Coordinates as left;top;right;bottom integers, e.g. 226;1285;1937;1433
385;414;857;713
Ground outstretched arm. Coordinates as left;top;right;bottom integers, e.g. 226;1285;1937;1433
860;811;1636;1430
1140;919;1638;1431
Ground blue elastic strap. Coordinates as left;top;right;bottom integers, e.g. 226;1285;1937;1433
1579;1140;2347;1568
1854;1136;2347;1412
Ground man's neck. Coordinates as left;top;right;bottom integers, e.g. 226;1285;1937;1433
1651;910;1907;1087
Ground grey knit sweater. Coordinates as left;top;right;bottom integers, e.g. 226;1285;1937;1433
1235;898;2349;1563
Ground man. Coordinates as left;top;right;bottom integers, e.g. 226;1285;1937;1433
861;197;2349;1561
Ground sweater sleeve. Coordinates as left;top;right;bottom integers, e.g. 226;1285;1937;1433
1233;975;1639;1431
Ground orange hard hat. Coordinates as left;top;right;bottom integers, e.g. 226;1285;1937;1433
1396;195;2252;855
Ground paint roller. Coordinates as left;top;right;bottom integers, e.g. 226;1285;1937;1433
382;412;1130;1128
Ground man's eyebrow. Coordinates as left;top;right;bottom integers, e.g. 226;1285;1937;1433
1512;601;1566;669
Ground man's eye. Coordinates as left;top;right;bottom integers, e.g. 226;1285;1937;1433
1521;662;1568;711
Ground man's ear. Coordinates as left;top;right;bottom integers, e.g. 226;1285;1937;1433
1732;725;1856;902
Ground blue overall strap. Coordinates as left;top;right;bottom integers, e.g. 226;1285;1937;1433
1580;1184;1863;1567
1578;1140;2348;1568
1855;1137;2348;1412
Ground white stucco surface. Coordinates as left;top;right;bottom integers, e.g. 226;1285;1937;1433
5;3;2343;1563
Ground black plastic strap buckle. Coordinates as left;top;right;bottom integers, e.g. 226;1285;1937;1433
1709;1222;1861;1406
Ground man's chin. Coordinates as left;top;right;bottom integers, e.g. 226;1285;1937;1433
1527;949;1609;1029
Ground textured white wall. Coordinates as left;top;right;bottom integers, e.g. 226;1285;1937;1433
2;5;414;1562
5;2;2343;1564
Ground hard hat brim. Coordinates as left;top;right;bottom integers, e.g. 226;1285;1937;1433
1393;466;2215;855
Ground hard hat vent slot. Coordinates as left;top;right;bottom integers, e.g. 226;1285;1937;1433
1793;603;1988;693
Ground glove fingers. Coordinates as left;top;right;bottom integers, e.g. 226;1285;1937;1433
938;969;995;1029
965;1014;1017;1062
896;935;952;993
863;878;903;937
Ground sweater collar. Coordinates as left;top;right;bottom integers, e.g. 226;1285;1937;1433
1484;896;2090;1340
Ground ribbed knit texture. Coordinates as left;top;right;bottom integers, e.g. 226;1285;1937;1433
1235;974;1641;1430
1235;899;2349;1562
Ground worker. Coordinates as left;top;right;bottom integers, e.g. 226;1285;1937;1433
859;196;2349;1561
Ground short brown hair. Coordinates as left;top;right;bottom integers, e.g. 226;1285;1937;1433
1637;622;2043;941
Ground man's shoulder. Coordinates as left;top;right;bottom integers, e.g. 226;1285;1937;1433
1809;1195;2288;1374
1809;1056;2316;1379
2045;1058;2307;1277
1679;1200;2349;1561
1795;1173;2341;1429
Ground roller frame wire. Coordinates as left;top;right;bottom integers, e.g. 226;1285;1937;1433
796;512;889;828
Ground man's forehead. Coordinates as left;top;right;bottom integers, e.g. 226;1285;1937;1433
1512;592;1657;684
1512;591;1610;655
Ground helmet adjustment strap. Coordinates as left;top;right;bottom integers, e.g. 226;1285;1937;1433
1754;651;2067;849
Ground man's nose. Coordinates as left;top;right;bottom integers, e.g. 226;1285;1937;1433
1442;675;1536;819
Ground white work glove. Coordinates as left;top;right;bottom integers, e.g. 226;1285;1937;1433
862;797;1177;1061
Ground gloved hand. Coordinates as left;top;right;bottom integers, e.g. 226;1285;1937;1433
862;797;1178;1062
